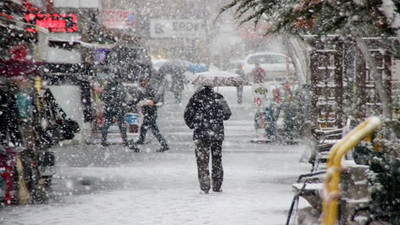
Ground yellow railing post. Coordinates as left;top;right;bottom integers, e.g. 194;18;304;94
321;116;381;225
34;76;42;112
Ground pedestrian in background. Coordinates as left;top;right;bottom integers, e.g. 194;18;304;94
235;64;246;104
100;73;128;147
184;86;231;194
170;71;185;103
159;62;187;104
149;69;168;104
252;62;266;83
131;76;169;152
282;92;296;142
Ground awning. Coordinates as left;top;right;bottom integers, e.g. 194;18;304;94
78;41;117;49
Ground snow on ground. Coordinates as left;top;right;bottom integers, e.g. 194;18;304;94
0;84;312;225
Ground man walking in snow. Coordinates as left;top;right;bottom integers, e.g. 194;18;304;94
184;86;231;194
131;76;169;152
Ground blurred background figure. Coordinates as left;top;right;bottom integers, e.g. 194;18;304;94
100;72;128;147
252;63;266;84
170;71;185;103
149;69;168;104
281;92;297;142
234;64;246;104
159;61;187;104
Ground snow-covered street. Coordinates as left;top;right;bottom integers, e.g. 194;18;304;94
2;0;399;224
0;85;311;225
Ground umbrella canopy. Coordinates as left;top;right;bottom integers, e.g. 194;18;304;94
192;71;249;87
158;60;188;76
156;59;207;74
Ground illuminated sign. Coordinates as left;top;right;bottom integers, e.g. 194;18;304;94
24;13;77;33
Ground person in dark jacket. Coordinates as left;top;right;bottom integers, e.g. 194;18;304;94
170;71;185;103
100;75;128;147
235;64;246;104
131;76;169;152
184;86;231;194
159;63;186;103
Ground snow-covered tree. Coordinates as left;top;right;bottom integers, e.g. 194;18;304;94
221;0;400;121
221;0;399;37
221;2;400;222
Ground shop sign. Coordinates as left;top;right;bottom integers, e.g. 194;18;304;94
150;19;206;39
102;9;135;29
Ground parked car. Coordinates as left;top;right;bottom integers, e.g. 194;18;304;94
242;52;295;82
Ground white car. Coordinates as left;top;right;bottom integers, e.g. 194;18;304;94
242;52;295;81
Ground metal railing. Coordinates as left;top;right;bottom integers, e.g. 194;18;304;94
321;116;381;225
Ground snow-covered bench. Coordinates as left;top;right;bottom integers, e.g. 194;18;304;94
310;128;344;171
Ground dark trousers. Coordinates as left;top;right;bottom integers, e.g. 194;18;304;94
236;85;243;103
136;113;168;147
101;110;128;144
195;140;223;192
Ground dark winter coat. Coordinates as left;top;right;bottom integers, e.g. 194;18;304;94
131;83;162;116
100;82;126;114
184;86;231;141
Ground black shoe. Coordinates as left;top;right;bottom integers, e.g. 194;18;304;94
213;189;222;193
135;140;144;145
101;142;109;147
129;144;140;152
157;146;169;152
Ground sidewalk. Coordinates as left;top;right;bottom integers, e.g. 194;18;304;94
0;86;311;225
0;143;310;225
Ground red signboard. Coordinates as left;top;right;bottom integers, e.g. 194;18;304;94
102;9;135;29
24;13;78;33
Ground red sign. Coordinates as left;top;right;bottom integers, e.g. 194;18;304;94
272;88;281;103
254;97;262;108
24;13;78;33
102;10;135;29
